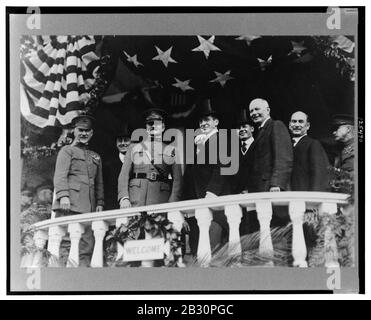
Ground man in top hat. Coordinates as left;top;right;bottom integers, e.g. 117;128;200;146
117;108;182;208
103;123;132;210
332;114;355;179
52;112;104;267
289;111;330;191
182;98;232;255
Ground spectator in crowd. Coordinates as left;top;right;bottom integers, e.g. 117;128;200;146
289;111;330;191
52;113;104;267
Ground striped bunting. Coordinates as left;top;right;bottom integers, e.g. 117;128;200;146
20;36;100;128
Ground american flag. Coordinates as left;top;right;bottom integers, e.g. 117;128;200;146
20;35;100;128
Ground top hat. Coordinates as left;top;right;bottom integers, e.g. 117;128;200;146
71;112;95;129
142;108;168;122
115;122;132;139
197;98;218;118
331;114;355;130
237;108;254;126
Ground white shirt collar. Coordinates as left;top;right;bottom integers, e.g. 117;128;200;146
241;137;254;154
292;134;307;146
119;153;126;163
259;116;271;129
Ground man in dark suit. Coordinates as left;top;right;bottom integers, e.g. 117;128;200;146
248;98;293;193
183;99;232;255
289;111;330;191
248;98;293;228
233;109;260;236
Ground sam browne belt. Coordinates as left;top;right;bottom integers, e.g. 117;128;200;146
130;172;169;182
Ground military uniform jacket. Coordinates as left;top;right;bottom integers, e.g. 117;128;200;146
117;140;183;207
335;141;355;179
291;135;330;191
52;144;105;213
247;118;293;192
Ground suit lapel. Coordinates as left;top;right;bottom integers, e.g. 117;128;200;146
250;118;272;152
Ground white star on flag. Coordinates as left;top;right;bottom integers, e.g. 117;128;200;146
257;55;272;70
152;46;177;67
192;35;221;59
289;41;307;56
172;78;194;92
235;35;261;46
123;51;143;68
210;70;234;87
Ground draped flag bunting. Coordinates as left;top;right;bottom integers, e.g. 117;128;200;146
20;36;101;128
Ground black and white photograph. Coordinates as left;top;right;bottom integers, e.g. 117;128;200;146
7;6;364;294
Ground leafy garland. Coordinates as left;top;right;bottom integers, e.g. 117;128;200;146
104;212;185;267
313;36;355;81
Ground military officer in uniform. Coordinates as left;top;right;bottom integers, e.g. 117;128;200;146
117;108;182;208
332;114;355;180
52;113;104;267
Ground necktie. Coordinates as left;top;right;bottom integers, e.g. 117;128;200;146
242;143;248;153
292;138;296;146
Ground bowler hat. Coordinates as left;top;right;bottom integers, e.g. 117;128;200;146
331;114;355;130
72;112;95;129
197;98;218;118
237;109;254;126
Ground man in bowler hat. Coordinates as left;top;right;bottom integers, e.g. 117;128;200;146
52;112;104;267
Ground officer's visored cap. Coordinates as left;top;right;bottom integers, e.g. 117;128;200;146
331;114;355;130
142;108;167;122
72;113;95;130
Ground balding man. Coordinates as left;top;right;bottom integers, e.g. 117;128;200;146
247;98;293;193
289;111;330;191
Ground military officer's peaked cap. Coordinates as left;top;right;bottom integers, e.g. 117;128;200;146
72;112;95;129
142;108;167;122
332;114;355;130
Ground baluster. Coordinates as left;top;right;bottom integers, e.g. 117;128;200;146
168;210;186;267
319;202;339;267
67;223;85;268
47;226;66;266
224;204;243;256
289;200;308;267
256;201;274;263
195;207;213;266
29;230;48;267
91;220;108;268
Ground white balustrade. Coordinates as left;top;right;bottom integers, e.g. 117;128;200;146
224;204;243;256
195;207;213;266
30;192;350;268
67;223;85;267
47;226;66;266
256;200;274;261
91;220;108;268
289;200;307;267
